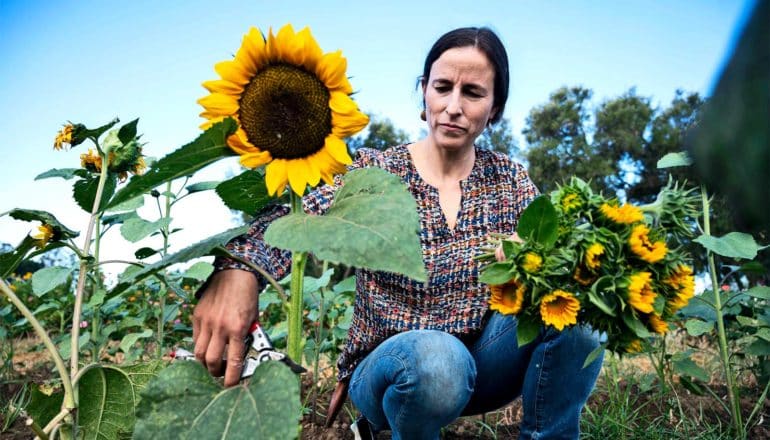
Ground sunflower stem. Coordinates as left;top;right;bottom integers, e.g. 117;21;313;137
287;192;307;363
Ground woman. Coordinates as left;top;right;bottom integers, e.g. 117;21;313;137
193;27;603;439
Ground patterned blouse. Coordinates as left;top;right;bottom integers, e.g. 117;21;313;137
212;144;539;380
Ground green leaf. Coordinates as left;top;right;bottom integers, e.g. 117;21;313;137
582;344;606;369
746;286;770;300
120;329;153;353
163;305;180;325
657;152;693;169
133;361;301;440
74;173;118;213
34;167;89;181
739;261;767;274
588;276;617;317
107;195;145;213
186;181;221;193
622;312;651;338
58;332;90;360
27;385;64;429
673;357;710;382
111;225;248;294
516;196;559;247
135;247;158;259
82;118;120;141
118;317;147;330
106;118;237;209
478;261;514;285
77;362;165;440
0;236;37;278
87;289;107;308
736;315;761;327
516;317;540;347
332;276;357;294
215;170;272;214
744;338;770;356
183;261;214;281
755;328;770;342
102;211;140;226
118;118;139;145
120;217;172;243
694;232;763;260
685;319;714;336
7;209;79;238
265;168;427;282
31;266;73;296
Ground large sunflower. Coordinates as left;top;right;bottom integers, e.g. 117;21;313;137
489;279;526;315
198;25;369;196
539;290;580;330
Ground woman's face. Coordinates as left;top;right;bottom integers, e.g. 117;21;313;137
423;46;496;152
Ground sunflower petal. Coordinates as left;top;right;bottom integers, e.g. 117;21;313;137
199;116;226;130
329;92;369;138
239;151;273;168
202;79;243;96
303;157;322;187
227;129;259;155
311;149;342;184
214;60;251;86
286;158;311;196
323;134;353;165
298;27;323;72
197;93;239;115
265;159;288;196
316;51;353;94
234;27;266;75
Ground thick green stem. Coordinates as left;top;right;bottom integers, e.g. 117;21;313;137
287;192;307;362
90;219;102;362
0;281;75;411
156;182;173;358
702;186;744;438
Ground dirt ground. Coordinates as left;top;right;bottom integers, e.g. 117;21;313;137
2;336;769;439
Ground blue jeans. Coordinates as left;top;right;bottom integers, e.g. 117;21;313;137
348;312;603;439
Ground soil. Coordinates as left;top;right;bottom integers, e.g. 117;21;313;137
2;337;769;439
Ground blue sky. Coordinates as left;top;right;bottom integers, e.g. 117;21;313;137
0;0;754;276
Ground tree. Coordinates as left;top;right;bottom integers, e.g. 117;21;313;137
475;118;520;160
347;116;410;152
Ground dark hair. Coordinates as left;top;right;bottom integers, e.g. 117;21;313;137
420;27;509;125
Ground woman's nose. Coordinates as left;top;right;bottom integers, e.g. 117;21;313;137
445;90;462;116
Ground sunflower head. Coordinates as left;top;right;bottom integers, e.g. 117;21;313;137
489;279;526;315
539;289;580;330
647;313;669;335
626;271;657;314
599;202;644;225
584;242;605;271
53;123;87;150
629;224;667;263
521;252;543;273
664;264;695;313
32;224;56;249
198;24;369;196
573;265;596;286
625;339;643;353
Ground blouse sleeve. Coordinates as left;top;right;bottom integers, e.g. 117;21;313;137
202;148;387;296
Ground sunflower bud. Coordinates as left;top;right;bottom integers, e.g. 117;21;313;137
53;123;87;150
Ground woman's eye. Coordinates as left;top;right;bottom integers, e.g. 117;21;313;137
434;86;451;93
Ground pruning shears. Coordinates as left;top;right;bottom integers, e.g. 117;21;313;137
173;321;305;380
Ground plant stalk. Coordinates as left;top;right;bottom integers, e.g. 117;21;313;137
701;185;744;438
286;192;307;362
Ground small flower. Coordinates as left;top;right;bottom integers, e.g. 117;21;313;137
128;296;136;302
600;202;643;224
540;290;580;330
629;224;667;263
53;124;74;150
22;272;33;281
627;271;657;314
32;224;55;249
173;319;182;325
573;265;596;286
560;192;582;213
80;149;103;172
664;265;695;313
625;339;643;353
584;243;605;271
721;284;730;292
521;252;543;273
79;321;89;328
489;279;526;315
647;314;668;335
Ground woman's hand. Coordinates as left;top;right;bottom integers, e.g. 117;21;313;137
192;269;259;387
495;232;523;262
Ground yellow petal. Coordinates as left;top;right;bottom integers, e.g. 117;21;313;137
234;27;266;75
227;129;258;155
239;151;272;168
286;159;311;196
313;148;345;184
316;51;353;94
329;92;369;138
214;60;251;86
197;93;239;115
265;159;288;196
202;79;243;96
298;27;323;72
302;157;322;188
322;134;353;165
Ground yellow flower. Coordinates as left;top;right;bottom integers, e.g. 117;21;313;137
198;24;369;196
80;149;103;172
584;242;605;271
53;124;73;150
625;339;643;353
664;264;695;313
561;192;582;213
629;224;667;263
647;313;668;335
627;271;657;314
489;279;526;315
521;252;543;273
540;290;580;330
22;272;33;281
600;202;643;224
32;224;55;249
573;265;596;286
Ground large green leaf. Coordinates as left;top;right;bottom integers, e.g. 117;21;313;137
120;217;172;243
34;168;89;181
746;286;770;300
133;361;300;440
478;261;514;285
656;152;693;169
264;168;427;282
26;385;64;429
215;169;271;214
77;362;165;439
7;209;79;238
516;316;540;347
186;181;221;193
182;261;214;281
111;225;248;294
0;236;37;278
31;266;73;296
685;319;714;336
516;196;559;248
694;232;765;260
673;357;710;382
106;119;237;209
118;118;139;145
120;329;154;353
73;173;118;213
107;195;145;213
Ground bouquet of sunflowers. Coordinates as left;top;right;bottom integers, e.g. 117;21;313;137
479;177;700;358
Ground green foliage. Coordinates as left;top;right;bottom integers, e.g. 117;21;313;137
7;209;79;239
74;173;118;212
215;169;271;215
265;168;427;282
694;232;766;260
475;118;519;158
120;217;172;243
34;167;89;181
516;195;559;247
31;266;73;296
347;116;410;151
133;361;300;440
